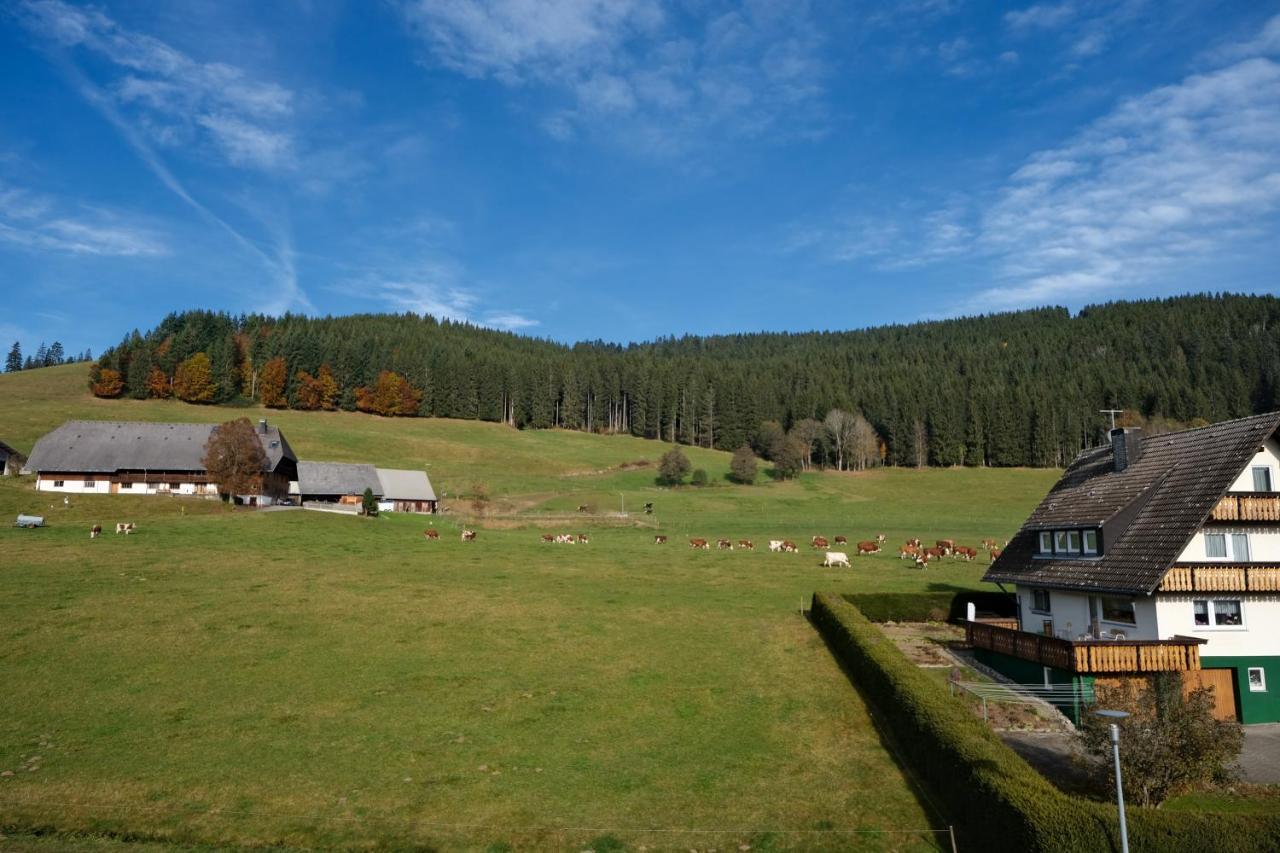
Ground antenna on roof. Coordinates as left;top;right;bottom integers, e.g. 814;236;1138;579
1100;409;1124;431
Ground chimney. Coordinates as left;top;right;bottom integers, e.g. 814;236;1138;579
1111;427;1142;473
257;418;268;435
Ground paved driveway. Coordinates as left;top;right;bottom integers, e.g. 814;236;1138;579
1242;724;1280;784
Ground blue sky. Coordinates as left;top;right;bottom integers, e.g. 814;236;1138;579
2;1;1279;355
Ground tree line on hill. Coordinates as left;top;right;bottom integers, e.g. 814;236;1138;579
6;340;92;372
86;293;1280;469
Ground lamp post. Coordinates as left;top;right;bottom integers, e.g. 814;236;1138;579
1094;709;1130;853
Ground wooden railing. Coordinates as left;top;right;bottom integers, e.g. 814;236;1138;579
1209;492;1280;522
1159;563;1280;592
966;620;1204;674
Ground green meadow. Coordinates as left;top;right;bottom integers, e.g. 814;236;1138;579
0;365;1058;851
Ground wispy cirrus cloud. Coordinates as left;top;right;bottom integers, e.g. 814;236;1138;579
0;181;166;257
17;0;296;171
396;0;829;155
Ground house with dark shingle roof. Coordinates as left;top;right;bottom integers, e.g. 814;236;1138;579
976;414;1280;723
25;418;297;504
0;440;26;476
294;461;436;513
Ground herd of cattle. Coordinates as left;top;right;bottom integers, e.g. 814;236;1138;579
88;523;137;537
667;533;1006;569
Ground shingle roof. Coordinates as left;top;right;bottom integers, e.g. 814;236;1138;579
297;461;382;497
0;440;24;462
375;468;436;501
25;420;295;474
984;411;1280;595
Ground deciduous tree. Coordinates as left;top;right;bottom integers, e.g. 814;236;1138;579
202;417;267;500
90;365;124;398
173;352;217;403
258;356;288;408
355;370;422;416
658;446;691;485
146;366;171;399
730;445;758;484
770;434;806;479
824;409;856;471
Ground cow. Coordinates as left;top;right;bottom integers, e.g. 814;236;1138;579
541;533;556;543
811;536;829;549
833;535;848;545
643;502;654;514
689;538;710;550
923;546;945;561
781;540;798;553
461;529;477;541
738;539;755;550
768;539;784;552
115;523;135;535
577;504;591;514
877;533;886;544
716;538;734;550
899;544;920;560
856;540;881;555
954;546;977;562
822;551;851;568
90;524;102;539
424;528;440;540
981;538;998;551
577;534;590;545
906;537;922;548
936;539;955;556
990;548;1003;562
654;535;668;544
915;553;931;569
555;534;575;544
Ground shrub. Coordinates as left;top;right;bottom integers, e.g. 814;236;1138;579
658;446;691;485
730;445;758;484
809;592;1280;852
361;487;378;517
691;468;708;486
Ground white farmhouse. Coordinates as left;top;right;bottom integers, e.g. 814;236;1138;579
979;413;1280;724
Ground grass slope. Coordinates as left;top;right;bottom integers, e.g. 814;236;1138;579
0;365;1059;851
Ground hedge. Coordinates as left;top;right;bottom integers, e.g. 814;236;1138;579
810;592;1280;852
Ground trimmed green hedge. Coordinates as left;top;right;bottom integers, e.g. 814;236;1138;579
810;592;1280;852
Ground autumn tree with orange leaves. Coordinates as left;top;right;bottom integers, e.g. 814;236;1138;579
258;356;287;408
294;365;340;410
146;366;171;398
90;365;124;398
355;370;422;416
173;352;217;403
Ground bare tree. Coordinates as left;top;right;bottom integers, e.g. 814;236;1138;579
790;418;823;470
912;418;929;469
850;413;882;471
824;409;856;471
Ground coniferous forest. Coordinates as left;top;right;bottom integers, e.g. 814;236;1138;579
87;293;1280;469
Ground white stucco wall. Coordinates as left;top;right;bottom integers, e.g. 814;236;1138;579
1015;586;1159;640
1177;527;1280;562
36;476;109;494
1228;437;1280;491
1155;594;1280;656
36;477;218;498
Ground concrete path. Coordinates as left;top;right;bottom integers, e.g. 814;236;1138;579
1242;724;1280;784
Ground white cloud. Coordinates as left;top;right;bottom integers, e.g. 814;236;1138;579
482;312;540;330
18;0;296;172
1004;3;1077;32
0;181;166;257
396;0;829;155
1206;13;1280;64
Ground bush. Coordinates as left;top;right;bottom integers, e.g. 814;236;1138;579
730;445;758;484
361;487;378;517
691;468;708;486
809;592;1280;852
658;446;691;485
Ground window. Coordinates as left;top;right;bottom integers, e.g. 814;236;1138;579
83;478;95;486
53;480;64;488
1232;533;1251;562
1055;530;1070;553
1038;531;1053;554
1082;530;1099;555
120;482;132;490
1031;589;1051;613
1205;533;1228;559
1193;599;1243;627
1253;466;1273;492
1066;531;1081;554
1248;667;1267;693
1100;596;1136;625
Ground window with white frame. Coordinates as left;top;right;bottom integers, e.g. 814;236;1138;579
53;480;64;488
120;482;132;490
1031;588;1051;613
1054;530;1069;553
1204;532;1251;561
1253;466;1273;492
83;478;95;487
1248;667;1267;692
1100;596;1136;625
1082;530;1099;555
1204;533;1227;559
1232;533;1251;561
1039;531;1052;554
1193;598;1243;627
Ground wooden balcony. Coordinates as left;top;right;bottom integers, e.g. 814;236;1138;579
1208;492;1280;522
965;620;1204;674
1159;563;1280;592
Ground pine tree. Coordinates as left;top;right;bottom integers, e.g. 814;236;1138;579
5;341;21;373
47;341;64;365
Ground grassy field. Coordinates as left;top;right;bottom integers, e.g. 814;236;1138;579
0;365;1059;850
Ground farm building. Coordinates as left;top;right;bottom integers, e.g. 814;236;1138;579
0;440;26;476
980;413;1280;724
294;461;436;513
24;419;297;504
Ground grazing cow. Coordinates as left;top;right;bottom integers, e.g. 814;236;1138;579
876;533;886;544
899;544;920;560
555;533;575;544
654;535;668;544
781;540;798;553
90;524;102;539
577;504;591;514
643;502;654;514
115;522;135;535
833;535;848;545
738;539;755;550
541;533;555;543
461;529;477;541
981;538;998;551
811;536;830;549
923;546;945;561
906;537;922;548
768;539;784;552
990;548;1003;562
954;546;977;562
689;538;710;550
822;551;851;568
578;534;590;544
856;540;881;555
936;539;955;556
915;553;931;569
424;528;440;540
717;538;734;550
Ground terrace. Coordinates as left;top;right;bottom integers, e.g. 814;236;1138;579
965;619;1205;674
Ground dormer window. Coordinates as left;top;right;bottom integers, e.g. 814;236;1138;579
1039;531;1052;553
1036;528;1101;557
1082;530;1098;555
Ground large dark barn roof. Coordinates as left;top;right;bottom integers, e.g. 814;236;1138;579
296;461;383;497
26;420;295;474
984;411;1280;595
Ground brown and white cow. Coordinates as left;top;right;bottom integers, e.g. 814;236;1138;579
90;524;102;539
856;540;881;555
811;536;829;549
989;548;1003;562
738;539;755;550
577;534;590;544
461;529;477;541
899;544;920;560
424;528;440;540
935;539;955;556
654;535;668;544
833;535;848;545
876;533;887;544
781;540;798;553
906;537;922;549
717;538;734;550
954;546;977;561
981;538;998;551
541;533;556;543
689;538;710;550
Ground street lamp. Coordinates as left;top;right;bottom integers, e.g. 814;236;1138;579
1094;709;1131;853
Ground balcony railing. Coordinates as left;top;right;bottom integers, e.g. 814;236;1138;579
1208;492;1280;522
1159;563;1280;592
965;620;1205;674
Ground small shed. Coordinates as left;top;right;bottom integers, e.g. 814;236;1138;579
0;441;27;477
296;461;383;505
375;468;437;514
